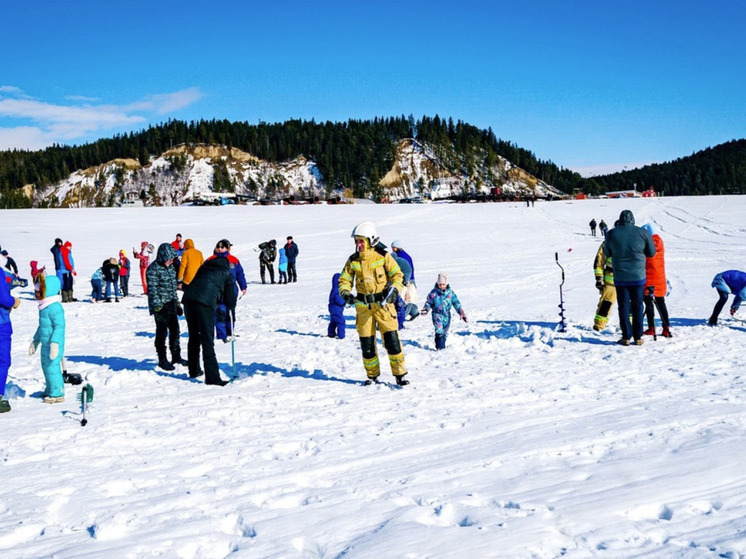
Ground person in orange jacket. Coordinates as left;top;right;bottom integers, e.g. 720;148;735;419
641;223;671;338
177;239;204;296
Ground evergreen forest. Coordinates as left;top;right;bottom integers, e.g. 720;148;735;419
0;116;744;209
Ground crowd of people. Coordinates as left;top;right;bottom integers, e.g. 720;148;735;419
3;210;742;414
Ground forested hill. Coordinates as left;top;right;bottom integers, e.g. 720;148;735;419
584;139;746;196
0;116;584;208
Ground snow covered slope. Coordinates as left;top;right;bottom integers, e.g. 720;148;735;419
1;196;745;558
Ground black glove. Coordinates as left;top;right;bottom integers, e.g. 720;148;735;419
383;287;398;305
595;278;604;293
177;303;184;316
342;292;356;306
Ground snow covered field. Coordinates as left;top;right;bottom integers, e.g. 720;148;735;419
2;196;746;558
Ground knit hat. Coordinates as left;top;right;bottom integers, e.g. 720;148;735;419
391;239;403;249
641;223;657;236
216;239;232;249
0;250;7;256
437;272;448;285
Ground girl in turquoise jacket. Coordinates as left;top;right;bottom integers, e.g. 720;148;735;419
30;274;66;403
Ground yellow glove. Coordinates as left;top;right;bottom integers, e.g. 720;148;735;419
49;342;59;360
12;297;20;309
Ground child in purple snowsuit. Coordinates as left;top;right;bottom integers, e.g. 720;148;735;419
421;272;467;350
328;273;346;339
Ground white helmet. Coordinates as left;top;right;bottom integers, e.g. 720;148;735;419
351;221;379;247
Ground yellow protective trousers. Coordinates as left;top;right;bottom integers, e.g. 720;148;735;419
355;302;406;379
594;285;617;330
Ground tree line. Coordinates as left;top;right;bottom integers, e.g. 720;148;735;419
584;139;746;197
1;117;743;208
0;116;585;208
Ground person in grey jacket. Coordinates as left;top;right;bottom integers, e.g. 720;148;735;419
603;210;656;345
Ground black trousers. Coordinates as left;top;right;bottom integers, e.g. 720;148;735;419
287;260;297;282
260;260;275;283
184;302;221;383
154;310;180;358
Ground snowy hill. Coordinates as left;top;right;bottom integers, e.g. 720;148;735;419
2;196;746;557
31;139;562;208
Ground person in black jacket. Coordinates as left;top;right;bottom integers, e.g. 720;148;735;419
182;240;238;386
258;239;277;284
101;258;122;302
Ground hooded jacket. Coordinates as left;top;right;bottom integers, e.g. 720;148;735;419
177;239;204;285
182;257;237;311
644;234;667;296
712;270;746;312
146;243;179;314
604;210;656;285
0;269;16;327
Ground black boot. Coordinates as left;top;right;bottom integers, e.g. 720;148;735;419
62;370;83;385
157;349;175;371
395;374;410;386
171;348;188;367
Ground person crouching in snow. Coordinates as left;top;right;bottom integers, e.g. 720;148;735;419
328;273;346;339
29;274;66;403
709;270;746;326
420;272;467;350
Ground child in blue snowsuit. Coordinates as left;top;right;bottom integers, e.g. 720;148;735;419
709;270;746;326
420;272;467;350
30;274;66;403
328;273;346;338
278;248;288;284
1;266;21;412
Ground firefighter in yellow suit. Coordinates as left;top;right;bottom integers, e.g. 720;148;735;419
338;221;409;386
593;241;616;331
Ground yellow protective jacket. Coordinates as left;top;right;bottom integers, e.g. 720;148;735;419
594;243;614;286
177;239;204;284
338;243;404;301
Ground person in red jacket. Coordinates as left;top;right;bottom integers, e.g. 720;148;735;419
133;242;154;294
641;223;671;338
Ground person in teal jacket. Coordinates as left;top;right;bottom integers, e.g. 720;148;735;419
29;274;66;403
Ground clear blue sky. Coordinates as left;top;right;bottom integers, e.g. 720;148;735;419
1;0;744;175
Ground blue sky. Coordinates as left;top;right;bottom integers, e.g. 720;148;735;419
1;0;744;176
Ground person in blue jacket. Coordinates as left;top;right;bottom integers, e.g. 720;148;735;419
420;272;468;350
391;239;415;286
328;273;346;339
29;274;66;403
709;270;746;326
0;263;21;412
278;247;288;284
206;240;246;341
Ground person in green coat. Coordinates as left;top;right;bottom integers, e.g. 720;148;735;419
29;274;66;403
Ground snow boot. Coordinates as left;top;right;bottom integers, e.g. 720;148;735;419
617;338;630;346
634;338;644;346
395;374;410;386
171;348;188;367
206;378;229;386
708;316;718;326
157;349;175;371
364;376;380;386
642;327;655;336
43;395;65;404
0;398;10;413
661;328;672;338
